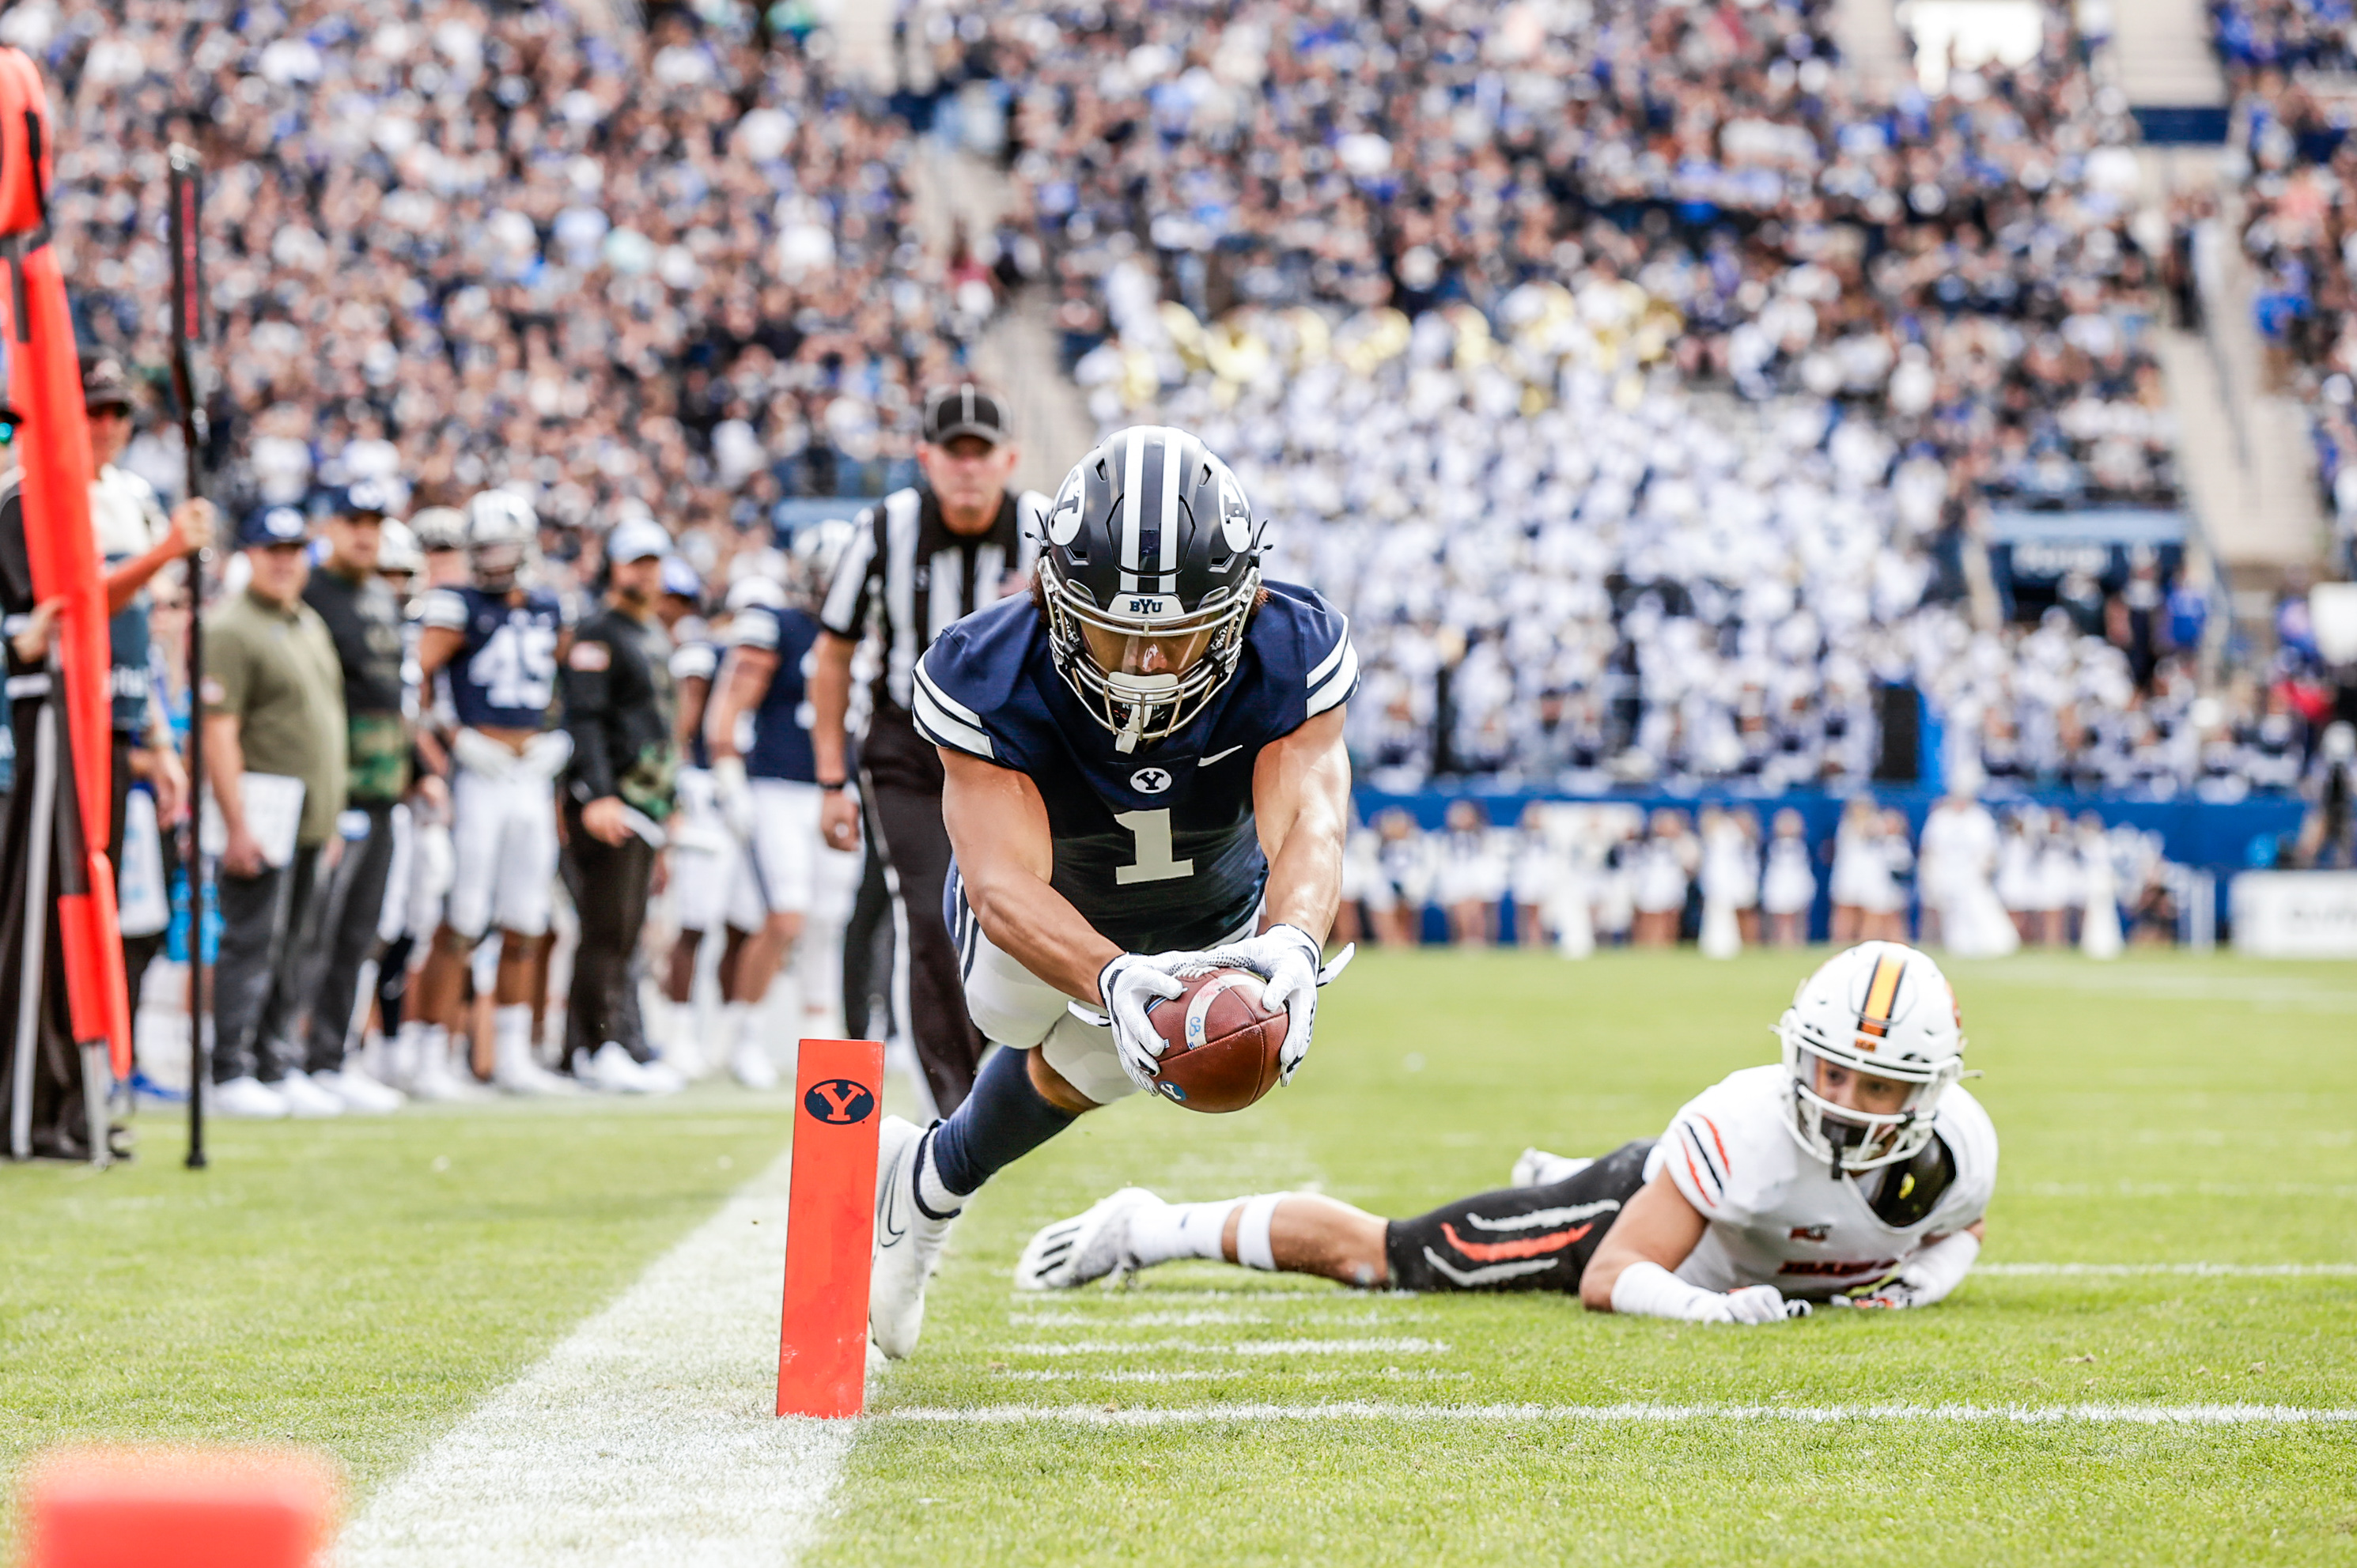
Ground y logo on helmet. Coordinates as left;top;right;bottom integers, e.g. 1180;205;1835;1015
1130;767;1173;794
1215;469;1253;554
1049;470;1086;546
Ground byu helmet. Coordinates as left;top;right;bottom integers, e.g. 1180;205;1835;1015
788;516;856;612
465;491;538;591
1039;425;1265;753
410;505;467;555
375;519;424;578
1776;942;1967;1173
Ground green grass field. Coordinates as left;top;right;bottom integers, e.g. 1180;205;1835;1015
7;950;2357;1564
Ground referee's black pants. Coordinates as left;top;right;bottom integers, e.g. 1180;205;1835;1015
304;800;399;1074
866;775;986;1113
561;797;656;1066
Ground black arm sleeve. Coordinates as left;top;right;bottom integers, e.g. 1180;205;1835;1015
563;633;619;802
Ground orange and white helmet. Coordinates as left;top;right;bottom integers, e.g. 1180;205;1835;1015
1776;941;1966;1173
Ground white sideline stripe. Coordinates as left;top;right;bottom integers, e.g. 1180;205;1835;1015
883;1401;2357;1429
339;1151;853;1568
997;1370;1472;1385
1003;1337;1447;1357
1981;1263;2357;1277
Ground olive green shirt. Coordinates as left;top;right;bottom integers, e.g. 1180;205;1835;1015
202;585;347;848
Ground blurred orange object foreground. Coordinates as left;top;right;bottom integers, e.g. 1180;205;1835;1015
19;1447;339;1568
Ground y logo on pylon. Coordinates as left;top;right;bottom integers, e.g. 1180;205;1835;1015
802;1078;876;1124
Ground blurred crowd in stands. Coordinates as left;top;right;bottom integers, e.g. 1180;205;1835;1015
889;0;2343;794
18;0;976;560
15;0;2351;804
2215;0;2357;580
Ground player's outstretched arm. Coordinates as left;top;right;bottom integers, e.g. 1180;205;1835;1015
1580;1172;1799;1325
1253;705;1351;942
941;748;1122;1003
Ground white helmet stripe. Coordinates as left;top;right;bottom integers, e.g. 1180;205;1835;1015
1118;429;1148;590
1157;426;1182;578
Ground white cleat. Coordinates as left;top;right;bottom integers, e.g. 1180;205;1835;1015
1511;1147;1593;1188
869;1115;956;1359
210;1075;289;1120
493;1045;582;1098
406;1049;486;1103
581;1041;659;1094
1015;1188;1161;1290
316;1067;405;1114
729;1039;779;1090
274;1071;346;1119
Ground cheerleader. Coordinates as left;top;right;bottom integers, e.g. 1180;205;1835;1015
1859;807;1915;943
1995;810;2041;944
1369;808;1429;948
1631;808;1693;948
1826;795;1880;944
1759;807;1816;947
1509;802;1561;950
2076;810;2124;959
1438;799;1508;946
1696;806;1755;959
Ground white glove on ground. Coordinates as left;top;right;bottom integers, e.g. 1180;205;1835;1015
1827;1230;1981;1311
1610;1261;1807;1324
1202;924;1353;1084
711;756;755;841
1095;952;1189;1093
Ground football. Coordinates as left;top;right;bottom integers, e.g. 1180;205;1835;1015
1145;968;1288;1113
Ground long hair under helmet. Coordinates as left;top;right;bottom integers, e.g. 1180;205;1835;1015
1037;425;1266;753
1776;941;1968;1174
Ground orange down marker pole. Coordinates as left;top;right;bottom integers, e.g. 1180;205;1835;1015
777;1037;883;1419
21;1447;339;1568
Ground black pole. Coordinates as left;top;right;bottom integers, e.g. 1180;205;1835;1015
167;144;208;1170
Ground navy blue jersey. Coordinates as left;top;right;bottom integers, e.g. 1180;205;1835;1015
422;585;566;731
729;603;820;782
915;581;1356;953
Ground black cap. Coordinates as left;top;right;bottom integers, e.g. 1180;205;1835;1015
921;383;1008;448
323;478;396;519
81;357;134;412
240;504;312;549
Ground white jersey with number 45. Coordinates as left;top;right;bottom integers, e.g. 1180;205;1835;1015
1646;1065;1999;1299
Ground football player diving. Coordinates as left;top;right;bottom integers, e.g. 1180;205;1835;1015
1020;943;1996;1324
868;425;1359;1358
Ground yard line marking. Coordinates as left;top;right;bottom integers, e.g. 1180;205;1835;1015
340;1150;852;1568
997;1370;1473;1385
1981;1263;2357;1277
1008;1308;1428;1328
1001;1337;1449;1357
881;1401;2357;1429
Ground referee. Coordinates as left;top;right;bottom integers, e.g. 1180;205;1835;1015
810;386;1045;1113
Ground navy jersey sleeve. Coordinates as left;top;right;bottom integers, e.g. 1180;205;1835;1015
1251;582;1356;736
910;599;1035;766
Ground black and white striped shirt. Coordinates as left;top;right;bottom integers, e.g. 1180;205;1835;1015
819;485;1046;715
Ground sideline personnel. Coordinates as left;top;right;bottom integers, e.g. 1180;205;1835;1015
808;385;1044;1113
559;516;683;1094
297;481;410;1112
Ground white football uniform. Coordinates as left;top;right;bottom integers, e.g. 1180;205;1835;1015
1645;1064;1997;1299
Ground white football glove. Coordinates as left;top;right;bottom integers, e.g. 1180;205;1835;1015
711;756;755;841
1093;952;1190;1094
1610;1261;1807;1324
1201;924;1353;1085
1724;1285;1809;1324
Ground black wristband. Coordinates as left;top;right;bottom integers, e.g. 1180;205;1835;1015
817;778;848;792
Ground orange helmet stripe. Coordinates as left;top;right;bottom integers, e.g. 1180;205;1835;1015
1857;951;1905;1043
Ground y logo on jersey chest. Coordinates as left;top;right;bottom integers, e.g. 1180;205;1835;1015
1129;766;1173;794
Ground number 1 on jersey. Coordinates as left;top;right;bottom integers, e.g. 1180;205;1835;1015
1114;809;1194;885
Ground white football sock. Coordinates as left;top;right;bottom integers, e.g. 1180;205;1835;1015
914;1130;965;1218
1235;1194;1288;1271
493;1003;533;1060
723;1000;752;1046
1126;1198;1242;1268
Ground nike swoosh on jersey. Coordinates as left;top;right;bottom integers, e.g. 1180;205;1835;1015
1199;745;1243;765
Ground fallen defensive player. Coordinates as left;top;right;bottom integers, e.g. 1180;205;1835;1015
1019;942;1995;1323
